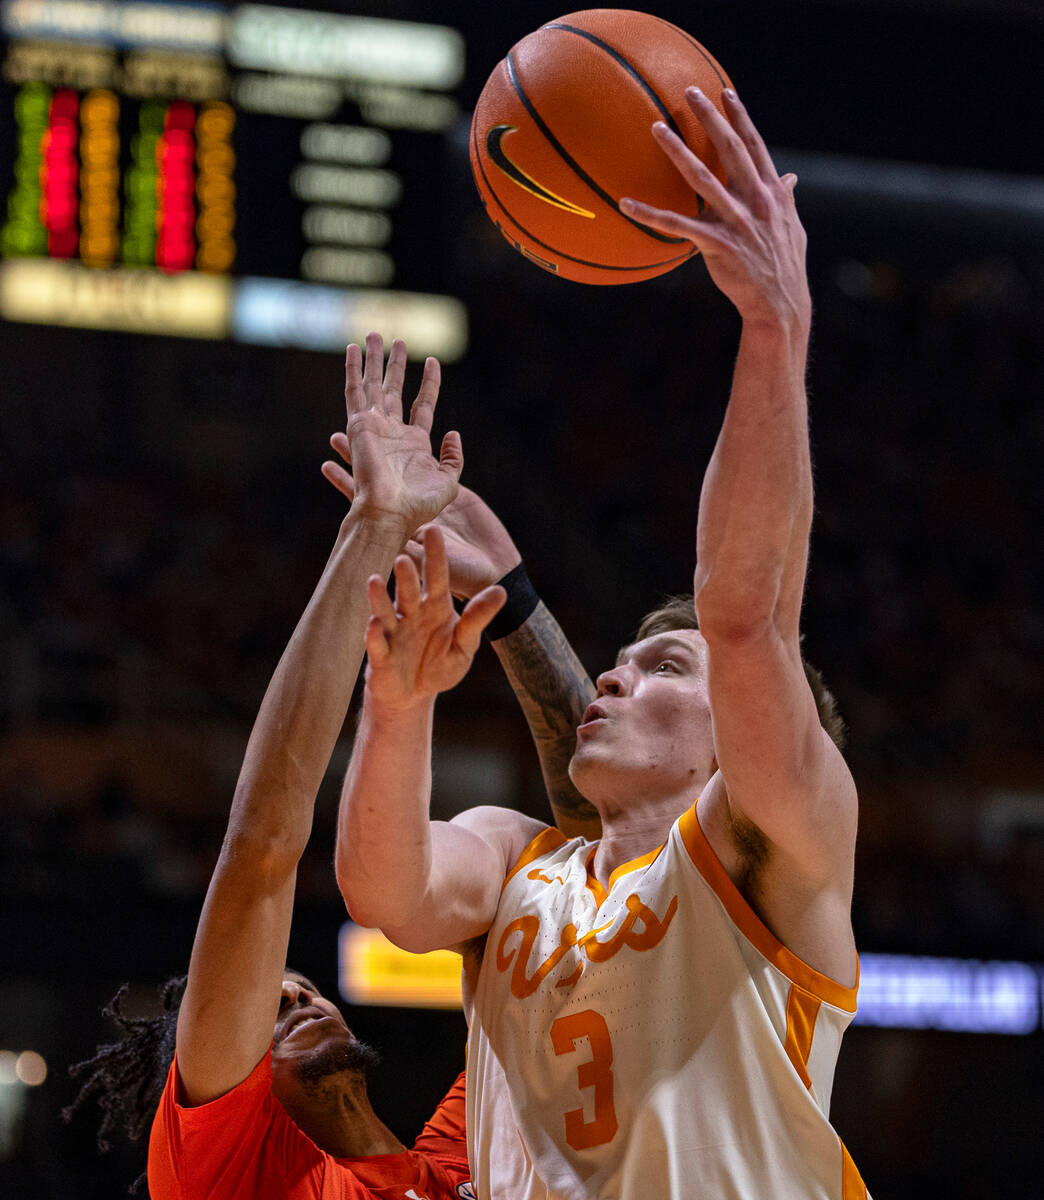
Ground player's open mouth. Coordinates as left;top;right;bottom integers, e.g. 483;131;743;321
578;703;607;729
282;1009;333;1038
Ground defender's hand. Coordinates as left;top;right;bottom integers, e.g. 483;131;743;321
364;527;506;710
321;332;462;537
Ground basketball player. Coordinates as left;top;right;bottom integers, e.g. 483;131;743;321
66;334;497;1199
336;88;871;1199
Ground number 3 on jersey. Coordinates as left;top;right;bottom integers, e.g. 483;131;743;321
550;1010;619;1150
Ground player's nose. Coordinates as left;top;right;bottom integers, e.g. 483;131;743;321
280;979;314;1008
595;664;629;697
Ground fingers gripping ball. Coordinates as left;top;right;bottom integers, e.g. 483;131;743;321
470;8;733;285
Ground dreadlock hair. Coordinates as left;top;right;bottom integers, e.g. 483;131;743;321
632;595;847;751
63;974;186;1193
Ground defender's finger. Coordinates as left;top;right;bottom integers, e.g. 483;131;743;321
321;460;355;500
393;554;422;615
329;431;352;464
439;430;463;481
364;613;391;665
382;338;408;411
420;525;451;602
456;585;507;656
345;343;366;415
368;574;398;634
409;356;442;434
362;330;385;389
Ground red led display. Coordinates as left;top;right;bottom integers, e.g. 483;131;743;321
41;88;79;258
156;100;195;272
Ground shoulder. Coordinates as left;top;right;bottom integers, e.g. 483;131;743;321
450;806;550;875
148;1051;322;1197
694;771;858;988
165;1048;273;1120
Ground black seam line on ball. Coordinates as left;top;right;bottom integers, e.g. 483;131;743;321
472;113;694;272
505;50;686;246
543;22;685;136
546;21;714;218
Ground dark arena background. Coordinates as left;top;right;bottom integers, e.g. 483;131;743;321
1;0;1042;1195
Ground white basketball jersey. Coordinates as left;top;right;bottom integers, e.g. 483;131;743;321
466;803;870;1200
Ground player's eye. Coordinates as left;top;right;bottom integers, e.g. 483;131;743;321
654;660;677;673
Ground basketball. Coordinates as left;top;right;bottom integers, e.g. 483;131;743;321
469;9;733;285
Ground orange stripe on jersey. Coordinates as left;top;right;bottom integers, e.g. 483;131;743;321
783;985;821;1089
678;804;859;1012
584;843;666;907
841;1142;868;1199
503;827;569;890
608;843;664;890
584;846;607;906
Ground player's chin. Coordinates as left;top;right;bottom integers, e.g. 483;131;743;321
566;740;606;786
291;1036;382;1087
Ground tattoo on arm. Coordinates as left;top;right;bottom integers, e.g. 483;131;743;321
492;602;600;834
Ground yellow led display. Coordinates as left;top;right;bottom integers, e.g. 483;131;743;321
0;257;231;337
338;924;463;1010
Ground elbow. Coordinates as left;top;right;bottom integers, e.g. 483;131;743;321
335;852;423;933
694;570;781;645
220;824;305;886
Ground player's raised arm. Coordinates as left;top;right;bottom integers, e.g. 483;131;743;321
622;90;856;882
335;524;546;951
177;334;462;1106
326;460;601;842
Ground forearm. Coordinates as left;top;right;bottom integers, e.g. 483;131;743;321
225;510;406;865
491;601;600;837
336;694;437;929
694;315;813;636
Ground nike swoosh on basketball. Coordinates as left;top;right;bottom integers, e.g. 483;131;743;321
486;125;595;219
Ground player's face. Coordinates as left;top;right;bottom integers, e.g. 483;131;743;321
569;629;715;799
270;973;359;1086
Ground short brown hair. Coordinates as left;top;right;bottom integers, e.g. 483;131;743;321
632;595;846;750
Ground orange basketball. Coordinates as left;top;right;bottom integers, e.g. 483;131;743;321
470;9;733;285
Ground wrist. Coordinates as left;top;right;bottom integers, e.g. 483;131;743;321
740;296;811;344
484;562;540;641
338;505;411;550
737;309;811;374
363;682;436;725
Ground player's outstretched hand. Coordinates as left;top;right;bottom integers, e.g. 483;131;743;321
324;468;522;602
364;526;506;710
321;332;461;537
620;88;810;329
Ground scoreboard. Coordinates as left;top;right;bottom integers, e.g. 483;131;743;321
0;0;467;358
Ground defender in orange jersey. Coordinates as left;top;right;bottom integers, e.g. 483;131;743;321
66;336;478;1200
337;87;872;1200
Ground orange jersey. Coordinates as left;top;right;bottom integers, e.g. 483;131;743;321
148;1052;472;1200
466;803;869;1200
